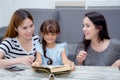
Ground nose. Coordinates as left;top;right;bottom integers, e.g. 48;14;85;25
27;27;33;33
48;34;52;38
82;26;87;32
28;28;32;33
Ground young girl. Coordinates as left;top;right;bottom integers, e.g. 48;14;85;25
35;20;75;70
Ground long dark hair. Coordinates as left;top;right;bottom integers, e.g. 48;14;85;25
40;20;60;65
83;12;110;51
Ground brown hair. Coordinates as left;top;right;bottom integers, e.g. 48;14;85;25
3;9;33;39
40;20;60;65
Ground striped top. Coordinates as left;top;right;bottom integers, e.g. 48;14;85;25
0;35;39;59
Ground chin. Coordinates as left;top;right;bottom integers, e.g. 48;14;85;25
47;42;53;44
26;37;32;40
85;37;90;40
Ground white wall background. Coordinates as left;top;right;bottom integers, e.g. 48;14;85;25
86;0;120;6
0;0;55;27
0;0;120;28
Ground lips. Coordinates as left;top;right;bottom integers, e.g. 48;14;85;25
26;33;33;38
84;32;88;36
84;32;89;39
47;39;53;42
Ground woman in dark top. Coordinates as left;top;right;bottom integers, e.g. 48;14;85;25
76;12;120;66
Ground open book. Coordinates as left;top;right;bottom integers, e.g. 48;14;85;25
32;65;71;74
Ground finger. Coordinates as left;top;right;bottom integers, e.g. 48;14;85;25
29;56;35;60
27;58;34;64
80;51;87;54
24;60;31;65
77;54;85;58
70;63;75;70
32;62;40;67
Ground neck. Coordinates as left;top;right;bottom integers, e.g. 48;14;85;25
91;38;110;52
91;39;101;47
17;36;32;52
17;37;32;44
47;43;56;48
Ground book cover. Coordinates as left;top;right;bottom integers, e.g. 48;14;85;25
32;65;71;74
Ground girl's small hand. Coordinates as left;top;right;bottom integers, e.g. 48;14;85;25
32;61;41;67
70;61;75;71
77;50;87;65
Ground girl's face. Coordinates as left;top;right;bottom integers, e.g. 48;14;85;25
43;33;58;44
16;18;34;40
83;17;100;40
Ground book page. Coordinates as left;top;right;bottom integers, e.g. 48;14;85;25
32;65;71;74
50;65;71;73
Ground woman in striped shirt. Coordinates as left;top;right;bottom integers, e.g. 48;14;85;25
0;9;42;70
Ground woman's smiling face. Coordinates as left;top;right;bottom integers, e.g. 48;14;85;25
83;17;100;40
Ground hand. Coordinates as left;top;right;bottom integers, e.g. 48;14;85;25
76;50;87;65
32;61;41;67
69;61;75;71
111;59;120;67
17;55;34;65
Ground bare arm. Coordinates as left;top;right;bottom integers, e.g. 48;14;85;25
61;48;75;70
0;51;34;68
32;52;42;66
0;52;19;68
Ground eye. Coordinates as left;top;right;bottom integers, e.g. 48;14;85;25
85;24;90;28
83;23;90;28
23;26;27;29
52;33;57;35
30;24;34;27
86;25;90;27
83;25;89;28
82;24;85;28
45;33;48;35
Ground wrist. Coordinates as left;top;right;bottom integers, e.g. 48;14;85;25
14;58;21;64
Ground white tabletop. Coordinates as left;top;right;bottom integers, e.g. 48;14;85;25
0;66;120;80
